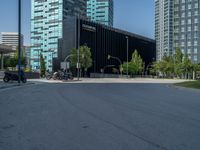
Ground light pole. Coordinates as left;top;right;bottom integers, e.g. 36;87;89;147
77;15;80;80
126;36;129;78
18;0;21;84
108;54;123;77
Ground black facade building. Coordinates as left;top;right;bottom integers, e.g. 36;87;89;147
56;16;156;74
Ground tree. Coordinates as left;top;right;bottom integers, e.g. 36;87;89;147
174;47;183;77
175;47;183;64
79;46;93;72
40;54;46;77
193;63;200;72
122;50;144;75
182;54;193;79
70;45;92;76
152;55;174;77
4;48;26;68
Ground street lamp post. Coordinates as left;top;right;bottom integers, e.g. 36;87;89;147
77;15;80;80
126;36;129;78
18;0;21;84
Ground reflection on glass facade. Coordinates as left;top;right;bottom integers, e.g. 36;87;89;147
87;0;113;26
31;0;87;71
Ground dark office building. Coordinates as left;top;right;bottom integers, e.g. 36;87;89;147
56;16;156;74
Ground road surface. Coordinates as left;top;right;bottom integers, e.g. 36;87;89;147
0;82;200;150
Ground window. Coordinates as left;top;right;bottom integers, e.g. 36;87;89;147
194;10;198;16
195;3;198;8
194;25;198;31
188;26;191;31
188;11;191;17
194;40;198;46
194;55;198;61
194;18;198;23
187;48;191;54
194;48;198;54
188;4;191;9
181;20;185;25
181;34;185;39
188;19;191;24
181;27;185;32
188;41;191;46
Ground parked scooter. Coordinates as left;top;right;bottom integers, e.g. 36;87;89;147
45;70;73;80
3;71;27;83
45;71;53;80
62;72;74;80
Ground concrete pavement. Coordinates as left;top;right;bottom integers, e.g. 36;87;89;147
0;81;200;150
29;78;190;84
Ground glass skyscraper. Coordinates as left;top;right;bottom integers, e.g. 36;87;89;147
31;0;87;71
87;0;113;26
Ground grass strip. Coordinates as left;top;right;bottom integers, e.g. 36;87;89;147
175;81;200;89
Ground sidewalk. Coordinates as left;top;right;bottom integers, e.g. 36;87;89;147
29;78;189;84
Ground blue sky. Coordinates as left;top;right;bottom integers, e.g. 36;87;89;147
0;0;154;45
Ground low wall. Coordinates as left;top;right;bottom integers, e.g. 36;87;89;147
90;73;129;78
25;72;40;79
90;73;154;78
0;71;40;79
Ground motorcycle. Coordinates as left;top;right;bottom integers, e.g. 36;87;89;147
62;72;74;80
45;71;62;80
3;71;27;83
45;70;73;80
45;71;53;80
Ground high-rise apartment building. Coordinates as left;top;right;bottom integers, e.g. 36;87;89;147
0;32;24;50
87;0;113;26
155;0;174;61
31;0;87;71
155;0;200;63
174;0;200;63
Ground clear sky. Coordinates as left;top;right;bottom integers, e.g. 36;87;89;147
0;0;154;45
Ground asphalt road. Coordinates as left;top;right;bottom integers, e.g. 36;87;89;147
0;83;200;150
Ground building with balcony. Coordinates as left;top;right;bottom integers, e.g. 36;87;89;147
155;0;200;63
155;0;174;61
173;0;200;63
87;0;113;26
31;0;87;71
